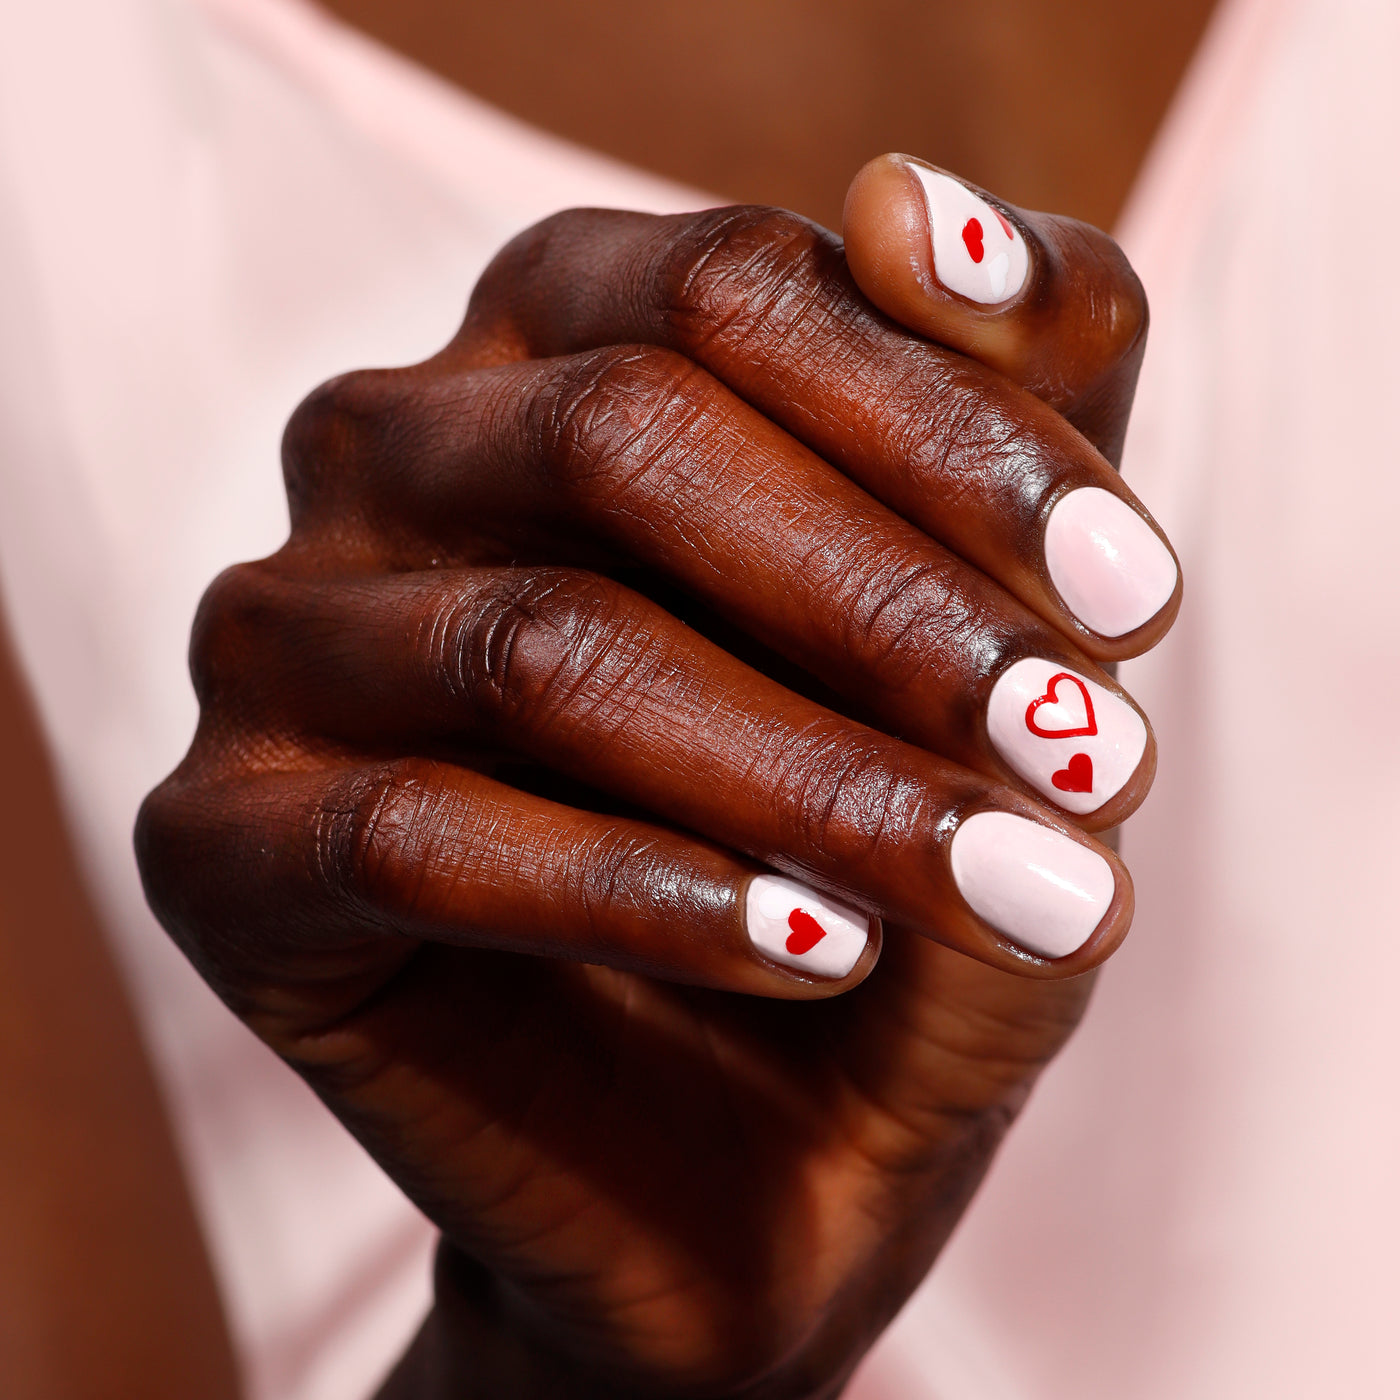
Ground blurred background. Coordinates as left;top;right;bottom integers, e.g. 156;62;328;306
324;0;1216;231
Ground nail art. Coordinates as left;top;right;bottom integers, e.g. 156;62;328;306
987;658;1147;815
950;811;1115;959
746;875;871;978
909;164;1029;305
1044;487;1179;638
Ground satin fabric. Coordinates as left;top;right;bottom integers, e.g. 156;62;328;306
855;0;1400;1392
0;4;701;1396
3;0;1395;1394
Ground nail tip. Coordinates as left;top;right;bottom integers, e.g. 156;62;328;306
987;658;1149;816
950;811;1116;960
745;875;870;979
1045;487;1179;638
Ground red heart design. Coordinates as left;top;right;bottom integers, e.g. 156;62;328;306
961;217;985;263
786;908;829;956
1051;752;1094;794
1025;672;1098;739
992;208;1015;240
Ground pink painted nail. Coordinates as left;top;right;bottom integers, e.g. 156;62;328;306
950;811;1115;959
986;658;1148;815
909;164;1029;305
1044;487;1178;638
745;875;871;978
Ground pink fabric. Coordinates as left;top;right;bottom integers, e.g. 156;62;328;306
4;0;1397;1394
853;0;1400;1392
0;3;702;1397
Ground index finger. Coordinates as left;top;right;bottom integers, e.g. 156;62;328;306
451;205;1179;659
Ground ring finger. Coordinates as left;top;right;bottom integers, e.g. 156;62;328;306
210;561;1134;976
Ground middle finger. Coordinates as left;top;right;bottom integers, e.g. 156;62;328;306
291;351;1155;828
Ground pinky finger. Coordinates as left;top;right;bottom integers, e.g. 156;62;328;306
137;758;881;1005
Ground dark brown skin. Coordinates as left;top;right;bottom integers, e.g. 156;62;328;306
1;2;1215;1394
138;178;1172;1398
0;621;239;1400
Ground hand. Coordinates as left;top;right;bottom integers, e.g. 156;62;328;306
137;155;1176;1398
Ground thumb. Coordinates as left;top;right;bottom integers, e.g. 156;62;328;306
843;153;1148;467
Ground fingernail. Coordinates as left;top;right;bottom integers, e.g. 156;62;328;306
1044;487;1178;638
987;658;1147;815
909;164;1029;305
950;811;1115;959
746;875;871;978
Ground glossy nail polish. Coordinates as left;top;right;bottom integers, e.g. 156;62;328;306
1044;487;1179;638
950;811;1115;959
987;658;1148;815
746;875;870;978
909;164;1029;305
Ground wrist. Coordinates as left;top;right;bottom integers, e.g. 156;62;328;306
377;1242;610;1400
377;1242;853;1400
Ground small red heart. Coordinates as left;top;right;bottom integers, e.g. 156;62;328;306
1051;752;1094;794
1025;672;1098;739
961;217;985;263
786;908;829;956
992;208;1015;240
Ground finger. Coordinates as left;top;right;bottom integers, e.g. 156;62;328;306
445;206;1178;656
283;351;1157;827
137;758;881;1002
203;562;1134;976
842;154;1149;465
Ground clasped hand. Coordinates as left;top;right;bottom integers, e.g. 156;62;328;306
138;156;1178;1397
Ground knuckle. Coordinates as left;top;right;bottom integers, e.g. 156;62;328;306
561;827;663;936
1106;259;1150;359
838;555;994;684
460;210;572;341
657;205;837;351
464;207;644;356
538;343;709;496
764;721;922;865
430;568;642;734
134;766;241;971
133;777;188;922
280;366;414;518
188;560;288;708
314;758;439;917
473;206;592;295
1087;264;1149;372
1062;219;1150;363
900;377;1049;507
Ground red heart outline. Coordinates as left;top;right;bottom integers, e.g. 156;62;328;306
786;908;829;956
1025;672;1098;739
992;208;1015;240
